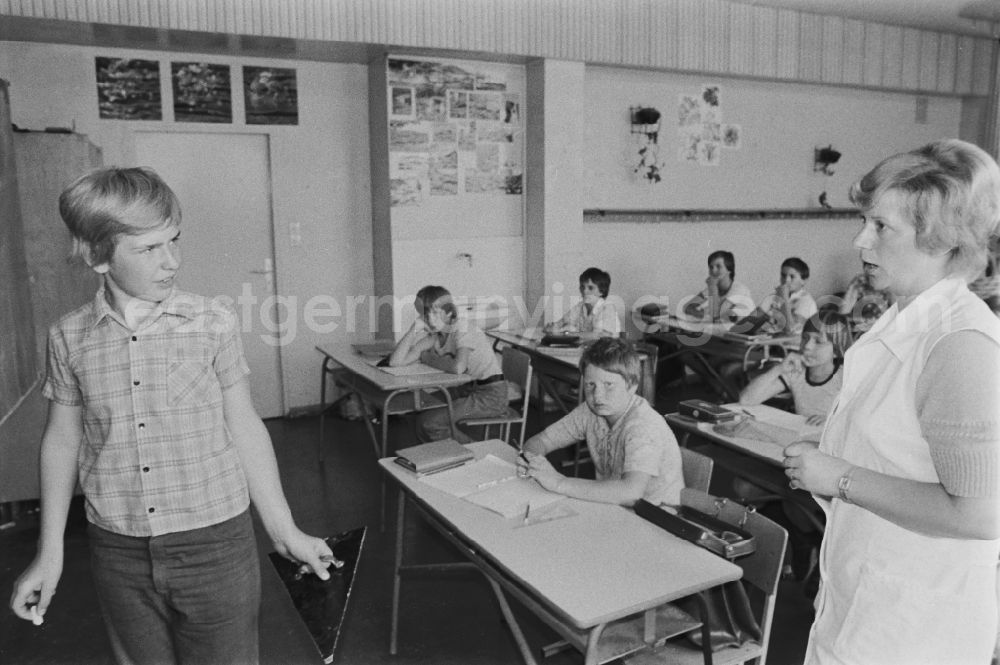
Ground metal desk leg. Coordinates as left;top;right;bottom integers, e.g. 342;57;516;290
485;577;539;665
318;357;335;464
390;492;405;655
378;387;457;531
693;591;715;665
584;623;610;665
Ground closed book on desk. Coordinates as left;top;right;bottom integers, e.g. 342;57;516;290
678;399;739;423
394;438;474;475
540;334;581;347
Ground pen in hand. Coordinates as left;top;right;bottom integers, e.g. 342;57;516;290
517;449;530;478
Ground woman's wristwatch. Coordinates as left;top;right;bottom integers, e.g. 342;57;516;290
837;466;857;503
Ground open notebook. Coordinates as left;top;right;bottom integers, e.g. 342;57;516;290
711;404;823;463
419;454;565;518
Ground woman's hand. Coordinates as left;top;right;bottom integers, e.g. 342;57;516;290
783;441;852;496
520;452;565;493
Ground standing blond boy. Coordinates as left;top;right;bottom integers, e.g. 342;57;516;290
9;167;332;665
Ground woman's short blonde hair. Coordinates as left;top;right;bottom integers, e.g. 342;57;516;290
848;139;1000;280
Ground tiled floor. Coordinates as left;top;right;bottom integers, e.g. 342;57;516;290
0;382;816;665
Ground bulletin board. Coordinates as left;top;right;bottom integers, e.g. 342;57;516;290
386;55;525;241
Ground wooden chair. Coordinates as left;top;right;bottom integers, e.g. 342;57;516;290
458;347;533;448
680;447;714;493
633;340;660;405
625;488;788;665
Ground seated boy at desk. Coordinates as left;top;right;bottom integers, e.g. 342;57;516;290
682;250;755;322
518;338;683;506
735;311;853;588
544;267;621;339
739;310;853;426
759;257;818;335
390;285;507;443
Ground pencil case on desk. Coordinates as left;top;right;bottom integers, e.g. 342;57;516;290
635;500;756;560
677;399;740;424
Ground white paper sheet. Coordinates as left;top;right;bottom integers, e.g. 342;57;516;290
379;362;445;376
420;454;564;518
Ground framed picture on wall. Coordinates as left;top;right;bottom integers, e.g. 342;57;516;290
171;61;232;123
95;57;162;120
243;66;298;125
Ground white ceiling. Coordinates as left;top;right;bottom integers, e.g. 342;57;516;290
729;0;1000;37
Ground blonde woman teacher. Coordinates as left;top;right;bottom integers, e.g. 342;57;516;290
783;139;1000;665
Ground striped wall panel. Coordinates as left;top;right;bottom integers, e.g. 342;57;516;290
1;0;995;95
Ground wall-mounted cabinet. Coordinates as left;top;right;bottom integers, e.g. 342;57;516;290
0;121;102;503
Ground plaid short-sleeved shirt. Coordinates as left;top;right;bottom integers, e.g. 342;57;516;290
43;287;251;537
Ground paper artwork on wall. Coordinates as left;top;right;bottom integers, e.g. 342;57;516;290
677;84;740;166
387;57;523;207
722;124;742;149
172;62;232;123
95;57;162;120
243;66;297;125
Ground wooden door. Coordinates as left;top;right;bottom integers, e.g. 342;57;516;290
134;132;284;418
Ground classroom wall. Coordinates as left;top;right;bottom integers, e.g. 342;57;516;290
578;66;962;334
0;40;373;411
0;39;974;411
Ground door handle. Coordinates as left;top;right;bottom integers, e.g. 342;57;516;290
249;258;274;290
249;258;274;274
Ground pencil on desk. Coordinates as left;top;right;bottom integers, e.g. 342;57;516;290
523;503;531;523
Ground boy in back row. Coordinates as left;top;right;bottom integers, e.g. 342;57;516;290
10;167;333;665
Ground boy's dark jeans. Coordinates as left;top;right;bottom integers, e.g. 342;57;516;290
88;510;261;665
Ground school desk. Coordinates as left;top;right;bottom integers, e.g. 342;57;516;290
643;314;798;401
665;405;823;528
486;330;657;414
316;343;472;523
380;439;742;665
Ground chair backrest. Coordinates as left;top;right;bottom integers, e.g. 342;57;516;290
632;340;659;405
502;347;533;447
679;448;713;493
502;347;531;390
680;488;788;663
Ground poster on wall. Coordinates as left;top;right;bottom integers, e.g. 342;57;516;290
243;66;298;125
171;62;232;123
387;57;523;207
95;57;162;120
677;84;741;166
